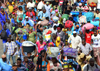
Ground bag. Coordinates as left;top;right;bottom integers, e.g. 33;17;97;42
1;30;7;40
47;47;60;57
87;64;98;71
65;20;73;28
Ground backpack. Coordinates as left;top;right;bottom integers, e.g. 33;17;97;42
1;30;7;40
87;64;98;71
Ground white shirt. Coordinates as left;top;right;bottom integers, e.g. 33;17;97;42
68;35;82;49
27;2;35;8
97;0;100;9
80;43;92;55
92;34;100;47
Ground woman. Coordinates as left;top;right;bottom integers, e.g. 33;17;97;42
28;27;37;43
0;8;8;29
94;9;100;19
17;6;24;23
36;36;46;53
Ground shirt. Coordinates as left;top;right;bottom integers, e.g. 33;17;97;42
68;35;82;49
85;32;93;44
23;60;35;71
22;20;34;26
5;41;17;55
83;64;100;71
36;41;46;53
17;64;27;71
80;43;92;55
92;34;100;47
8;5;13;13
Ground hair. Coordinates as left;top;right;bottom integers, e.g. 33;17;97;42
19;6;22;10
50;69;55;71
18;22;22;25
17;58;21;61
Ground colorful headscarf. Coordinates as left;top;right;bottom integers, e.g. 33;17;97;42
56;36;61;47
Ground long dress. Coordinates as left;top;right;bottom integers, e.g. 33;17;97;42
0;12;8;29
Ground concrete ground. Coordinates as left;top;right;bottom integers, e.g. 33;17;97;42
0;39;3;57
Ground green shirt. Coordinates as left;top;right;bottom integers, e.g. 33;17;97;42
28;32;36;43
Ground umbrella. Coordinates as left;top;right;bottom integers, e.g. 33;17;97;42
53;16;59;22
65;20;73;28
82;23;94;31
62;14;69;20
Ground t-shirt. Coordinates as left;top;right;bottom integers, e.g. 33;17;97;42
36;41;46;53
92;34;100;47
8;5;13;13
85;32;93;44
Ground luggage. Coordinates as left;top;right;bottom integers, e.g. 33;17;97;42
47;47;60;57
1;30;7;40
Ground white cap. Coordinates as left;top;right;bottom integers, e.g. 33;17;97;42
25;16;28;18
73;31;76;34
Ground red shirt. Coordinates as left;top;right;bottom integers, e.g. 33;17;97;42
26;11;35;17
85;31;94;44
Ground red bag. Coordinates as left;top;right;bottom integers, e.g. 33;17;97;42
65;20;73;28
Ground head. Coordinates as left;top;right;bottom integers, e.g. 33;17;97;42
94;31;97;36
89;58;95;67
40;50;46;57
82;3;85;6
26;23;30;28
25;17;29;21
9;14;12;18
18;22;22;28
43;9;46;13
52;57;58;64
12;64;17;71
73;31;77;37
46;17;49;21
39;36;43;43
19;6;23;11
82;39;86;46
24;56;28;62
3;25;6;30
57;27;61;33
53;25;57;30
7;20;10;24
1;54;6;62
46;2;49;6
1;8;4;13
17;58;22;66
29;8;32;12
7;37;11;42
96;9;99;14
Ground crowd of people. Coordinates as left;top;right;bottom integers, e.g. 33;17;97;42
0;0;100;71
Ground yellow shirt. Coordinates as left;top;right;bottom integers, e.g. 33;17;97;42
8;5;13;13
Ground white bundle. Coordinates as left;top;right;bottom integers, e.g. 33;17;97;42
37;1;44;9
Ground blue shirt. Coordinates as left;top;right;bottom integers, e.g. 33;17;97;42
0;58;12;71
38;11;43;19
22;20;34;26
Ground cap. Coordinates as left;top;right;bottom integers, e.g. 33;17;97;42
46;2;49;4
73;31;76;34
25;16;28;18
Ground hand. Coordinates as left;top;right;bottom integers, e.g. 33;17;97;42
11;53;14;56
84;27;86;30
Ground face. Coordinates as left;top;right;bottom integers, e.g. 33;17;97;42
90;60;94;66
39;36;43;43
43;10;46;13
1;8;4;12
2;58;6;62
12;66;17;71
26;18;28;21
73;33;76;37
3;25;6;30
82;40;86;45
24;57;28;62
19;8;22;11
17;60;21;66
94;32;97;36
7;38;11;42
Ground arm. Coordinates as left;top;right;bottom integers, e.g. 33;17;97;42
68;36;71;45
87;44;92;56
22;47;25;56
4;48;8;54
33;47;37;57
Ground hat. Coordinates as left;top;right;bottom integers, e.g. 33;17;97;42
25;16;28;18
1;54;6;58
46;2;49;4
55;9;58;12
79;53;85;59
73;31;76;34
57;27;61;30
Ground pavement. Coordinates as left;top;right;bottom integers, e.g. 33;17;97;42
0;39;3;57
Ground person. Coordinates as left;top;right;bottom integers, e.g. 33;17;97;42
17;6;24;23
94;9;100;19
28;27;37;43
22;16;34;26
23;56;35;71
79;39;92;56
83;58;100;71
0;25;11;53
0;8;8;29
36;36;46;53
44;2;50;19
8;1;13;14
4;37;17;64
68;31;82;49
26;7;35;17
92;31;100;65
17;58;27;71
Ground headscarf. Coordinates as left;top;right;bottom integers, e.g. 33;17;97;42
56;36;61;47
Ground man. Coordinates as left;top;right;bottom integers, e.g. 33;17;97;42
0;54;12;71
79;39;92;56
22;16;34;26
17;58;27;71
68;31;82;49
23;56;35;71
27;0;35;8
4;37;17;64
0;25;11;53
83;58;100;71
26;7;35;17
44;2;50;19
42;9;49;20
